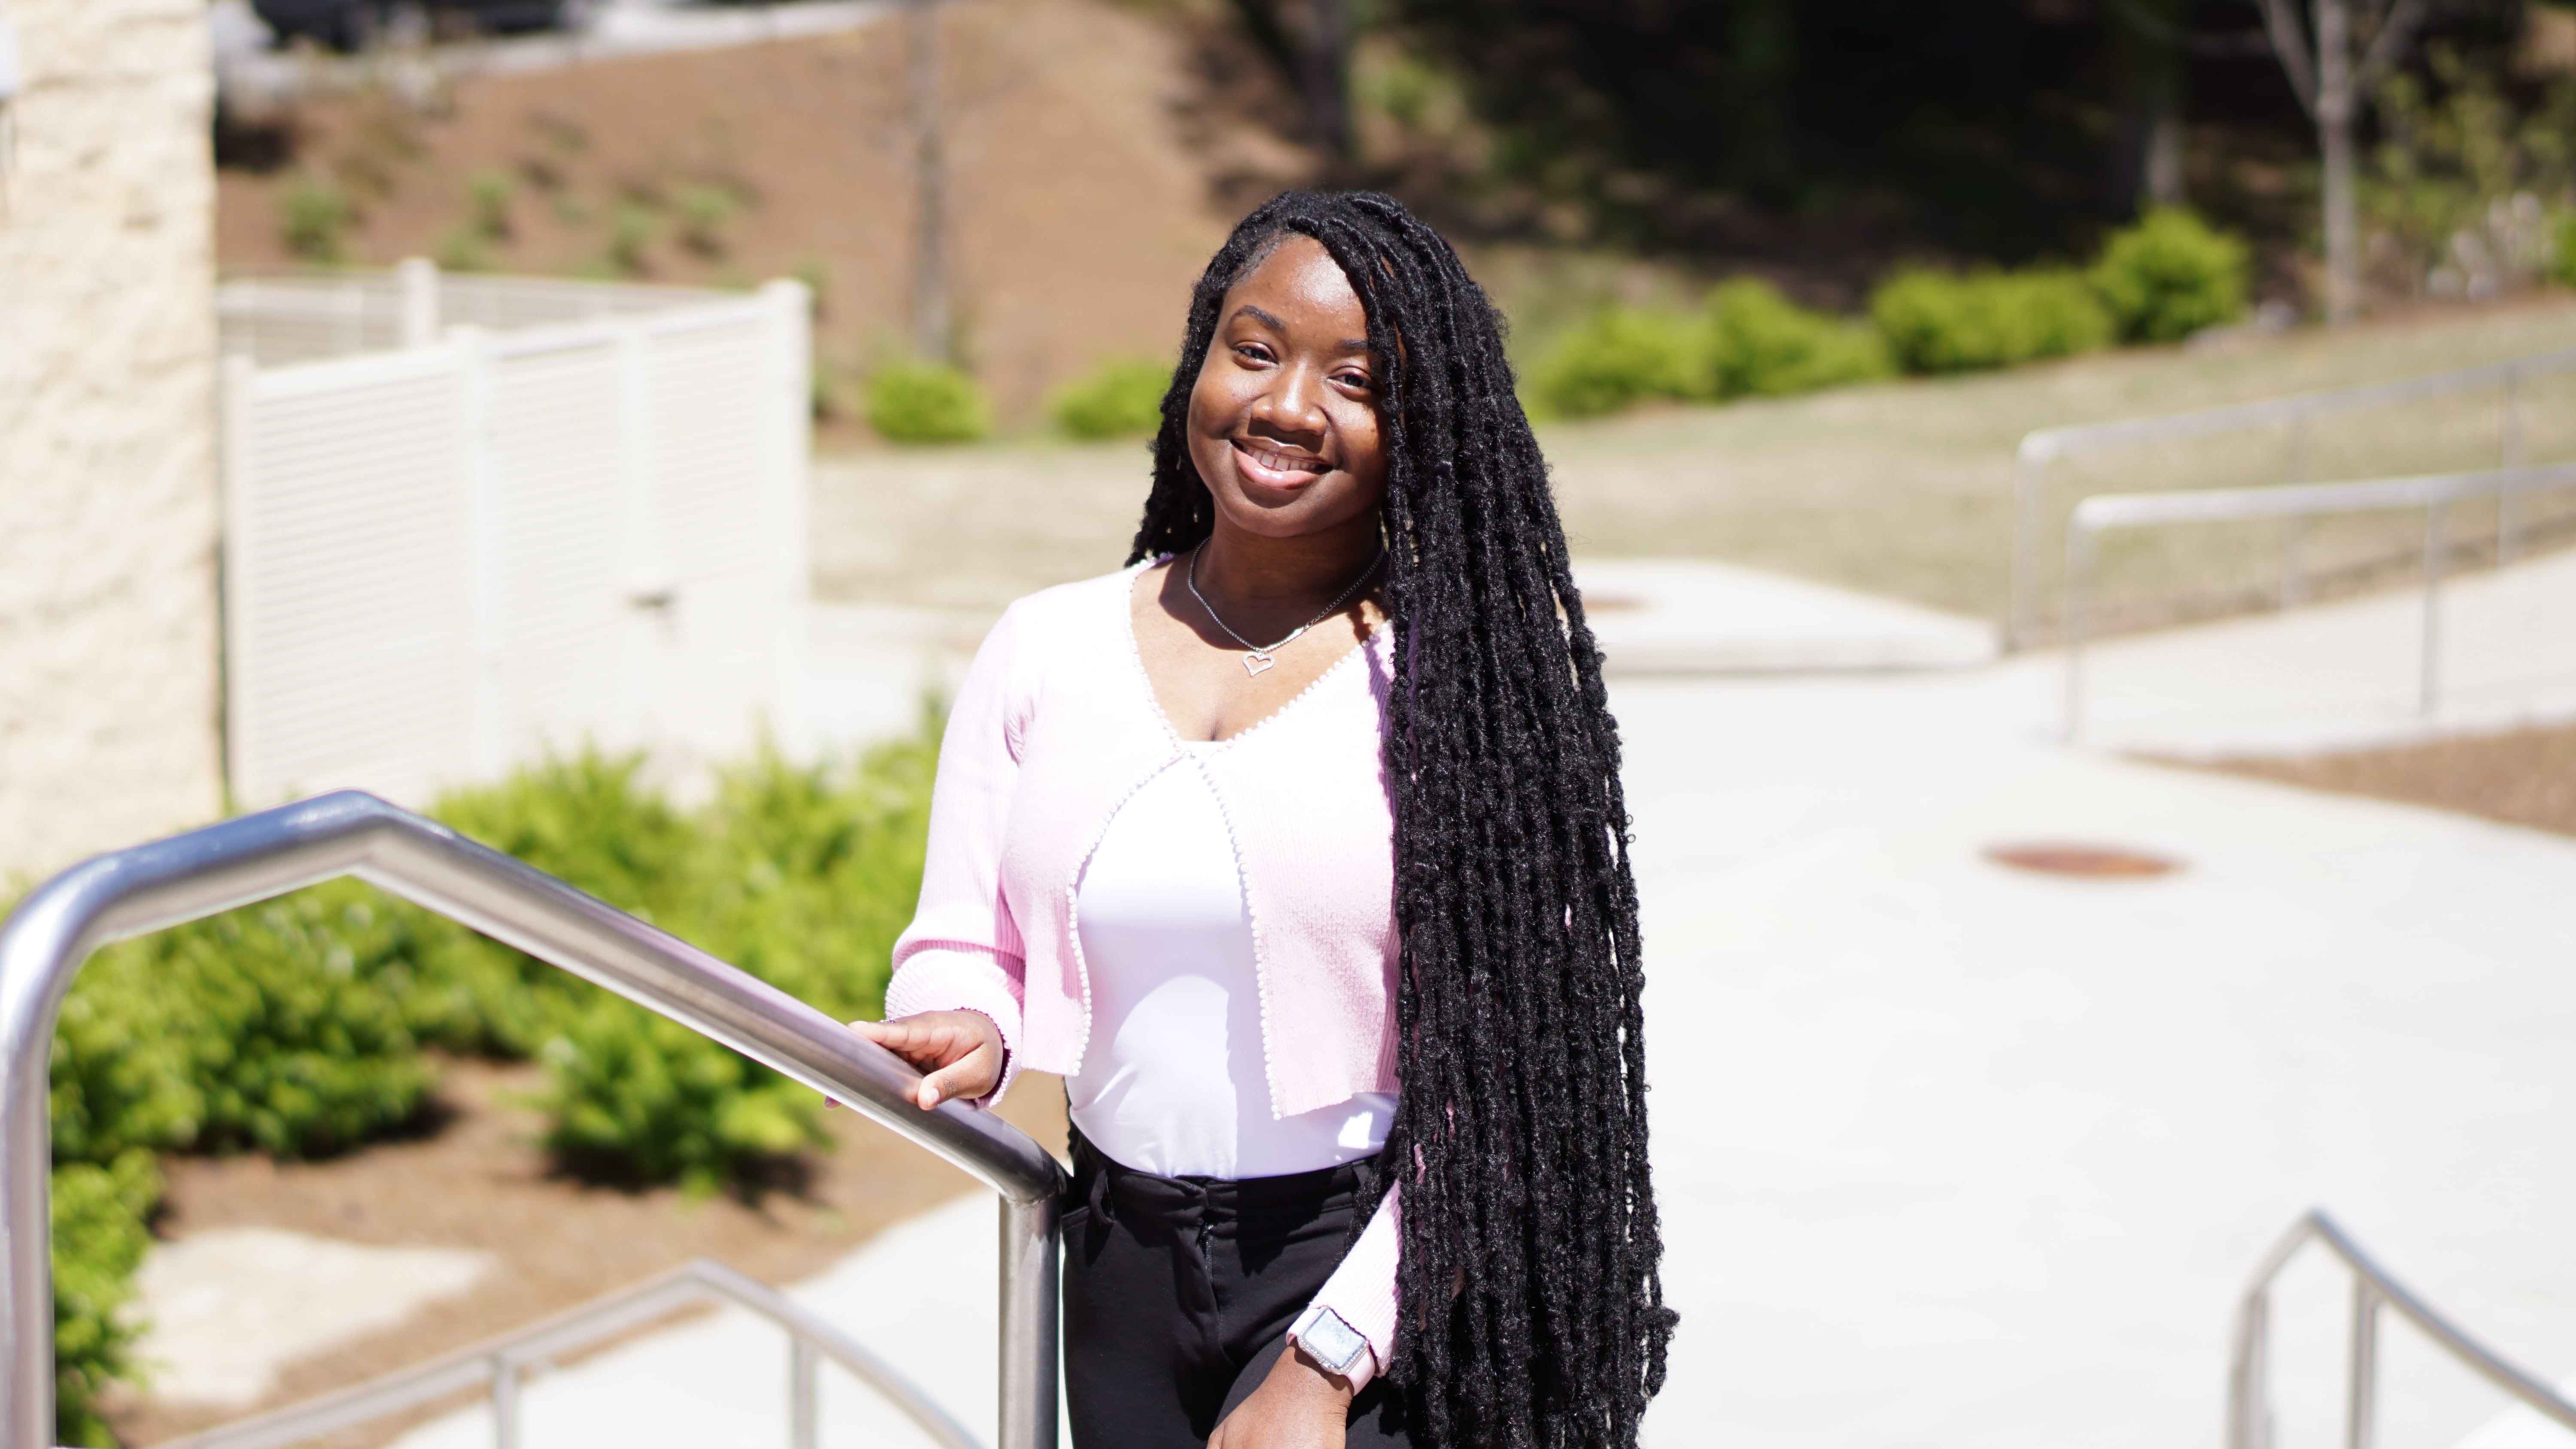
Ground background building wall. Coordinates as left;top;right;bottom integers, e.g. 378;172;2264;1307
0;0;223;885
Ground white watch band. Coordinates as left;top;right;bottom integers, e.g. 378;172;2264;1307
1289;1302;1370;1379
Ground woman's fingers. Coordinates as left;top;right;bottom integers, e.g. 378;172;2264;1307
915;1037;1001;1109
844;1012;1004;1109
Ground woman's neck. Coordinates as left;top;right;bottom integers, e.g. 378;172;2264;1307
1191;516;1383;621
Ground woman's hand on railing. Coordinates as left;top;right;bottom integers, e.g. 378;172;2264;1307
841;1010;1005;1110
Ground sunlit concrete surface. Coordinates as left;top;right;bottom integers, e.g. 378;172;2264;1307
1575;559;2001;674
382;1194;1002;1449
2056;544;2576;758
136;1228;493;1408
1624;736;2576;1449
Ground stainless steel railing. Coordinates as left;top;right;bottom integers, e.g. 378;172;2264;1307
2058;460;2576;740
0;790;1061;1449
155;1258;981;1449
2013;345;2576;649
2228;1210;2576;1449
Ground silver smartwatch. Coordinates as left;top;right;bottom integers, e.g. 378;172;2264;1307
1288;1303;1371;1379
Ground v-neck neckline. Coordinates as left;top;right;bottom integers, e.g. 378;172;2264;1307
1120;556;1380;750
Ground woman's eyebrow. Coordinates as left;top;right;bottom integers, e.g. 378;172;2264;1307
1229;304;1371;355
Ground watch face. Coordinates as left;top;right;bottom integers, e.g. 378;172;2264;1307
1304;1310;1368;1374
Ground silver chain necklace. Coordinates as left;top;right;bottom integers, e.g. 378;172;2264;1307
1186;544;1385;677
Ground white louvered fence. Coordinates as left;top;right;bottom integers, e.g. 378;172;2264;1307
219;265;812;810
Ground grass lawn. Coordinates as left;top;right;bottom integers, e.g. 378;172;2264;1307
2192;724;2576;839
814;294;2576;630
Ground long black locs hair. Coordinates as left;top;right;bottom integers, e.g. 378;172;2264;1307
1127;191;1676;1448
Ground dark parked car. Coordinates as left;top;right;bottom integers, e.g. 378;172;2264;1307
252;0;593;51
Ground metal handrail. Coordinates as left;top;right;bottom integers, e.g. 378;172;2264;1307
0;791;1061;1449
155;1257;981;1449
2228;1210;2576;1449
2011;344;2576;648
2058;460;2576;739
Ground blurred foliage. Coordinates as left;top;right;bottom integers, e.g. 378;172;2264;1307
867;361;993;444
277;173;356;264
1703;279;1892;397
1869;267;2113;373
2089;208;2251;343
1051;357;1175;440
2366;47;2576;300
1529;306;1707;417
51;1152;159;1448
55;885;443;1166
36;714;941;1431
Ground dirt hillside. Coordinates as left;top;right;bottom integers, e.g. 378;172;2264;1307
219;0;1301;423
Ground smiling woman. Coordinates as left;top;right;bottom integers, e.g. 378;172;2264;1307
849;192;1672;1449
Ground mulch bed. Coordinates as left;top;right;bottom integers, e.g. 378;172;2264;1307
112;1060;1068;1448
2190;722;2576;838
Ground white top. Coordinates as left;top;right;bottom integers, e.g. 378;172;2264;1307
1068;743;1395;1179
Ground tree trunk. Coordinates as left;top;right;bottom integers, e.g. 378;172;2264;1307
2316;0;2360;324
1298;0;1352;171
905;0;950;363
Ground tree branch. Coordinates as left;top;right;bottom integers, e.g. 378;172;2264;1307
2356;0;2428;83
2253;0;2320;115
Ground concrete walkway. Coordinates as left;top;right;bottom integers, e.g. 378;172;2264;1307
337;553;2576;1449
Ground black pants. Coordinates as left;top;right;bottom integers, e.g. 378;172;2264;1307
1061;1130;1413;1448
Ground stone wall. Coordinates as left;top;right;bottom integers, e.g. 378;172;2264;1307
0;0;222;887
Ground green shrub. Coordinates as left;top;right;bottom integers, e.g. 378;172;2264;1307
1051;358;1173;440
2090;208;2250;343
52;1150;159;1448
1870;267;2114;374
441;725;938;1186
1703;279;1892;397
674;184;742;259
55;883;439;1165
30;718;941;1422
278;175;356;264
867;361;991;443
2558;212;2576;290
1531;307;1709;418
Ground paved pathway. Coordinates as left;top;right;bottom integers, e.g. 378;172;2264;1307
338;554;2576;1449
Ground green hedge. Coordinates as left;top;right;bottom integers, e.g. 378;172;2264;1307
866;361;991;444
1529;306;1708;418
38;713;941;1437
1051;357;1172;440
1704;280;1892;397
1869;267;2113;374
2090;208;2250;344
52;1151;159;1448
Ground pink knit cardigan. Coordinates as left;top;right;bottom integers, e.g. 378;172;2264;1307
883;561;1405;1379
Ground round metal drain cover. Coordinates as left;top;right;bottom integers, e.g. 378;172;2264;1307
1983;842;2181;878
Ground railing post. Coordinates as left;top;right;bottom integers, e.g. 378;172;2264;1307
2288;412;2312;484
2062;520;2096;743
2421;500;2448;719
2011;441;2050;652
790;1336;819;1449
2498;368;2525;564
2230;1288;2272;1449
2348;1280;2381;1449
998;1194;1061;1449
2281;516;2307;611
491;1355;521;1449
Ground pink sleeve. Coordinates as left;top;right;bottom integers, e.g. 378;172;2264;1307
881;604;1033;1105
1298;1184;1400;1389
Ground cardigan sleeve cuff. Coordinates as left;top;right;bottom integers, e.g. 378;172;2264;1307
1297;1183;1400;1391
881;944;1027;1108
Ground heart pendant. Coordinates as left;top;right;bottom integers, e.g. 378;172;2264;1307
1243;651;1276;676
